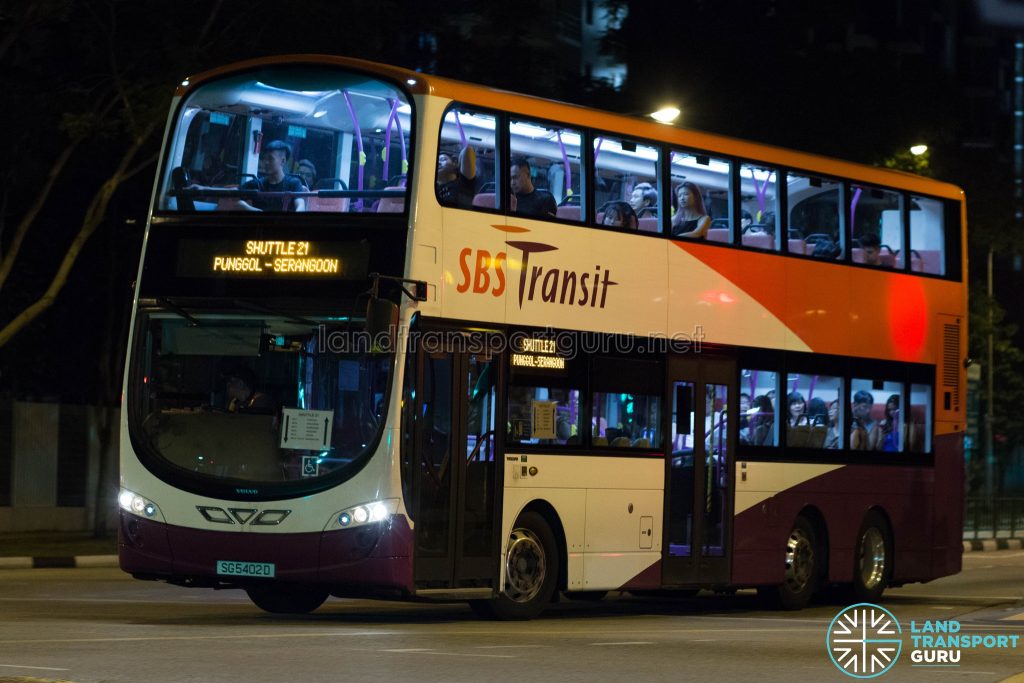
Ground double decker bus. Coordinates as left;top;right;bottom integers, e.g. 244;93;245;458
120;56;966;618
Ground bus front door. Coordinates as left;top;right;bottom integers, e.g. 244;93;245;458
663;356;734;587
410;342;501;593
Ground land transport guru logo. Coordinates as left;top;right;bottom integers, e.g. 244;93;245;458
826;603;902;678
455;224;618;310
826;602;1021;678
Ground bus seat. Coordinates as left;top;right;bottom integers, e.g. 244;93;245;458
596;211;605;223
638;217;659;233
742;232;774;250
708;228;730;243
852;248;865;263
556;205;580;221
592;436;608;446
376;187;405;213
787;425;811;448
787;239;806;255
305;197;349;212
632;437;651;448
610;436;632;447
879;252;895;267
919;250;941;274
807;425;827;448
472;193;496;208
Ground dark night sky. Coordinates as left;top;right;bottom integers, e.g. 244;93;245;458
0;0;1020;405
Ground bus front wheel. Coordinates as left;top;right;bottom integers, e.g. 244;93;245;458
852;511;892;603
759;515;819;610
246;584;329;614
471;511;559;620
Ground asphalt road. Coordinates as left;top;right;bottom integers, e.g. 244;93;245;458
0;551;1022;683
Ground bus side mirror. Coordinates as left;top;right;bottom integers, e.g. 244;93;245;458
366;297;399;349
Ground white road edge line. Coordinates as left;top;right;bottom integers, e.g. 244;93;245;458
0;664;71;671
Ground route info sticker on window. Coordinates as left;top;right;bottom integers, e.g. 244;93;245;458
280;409;334;450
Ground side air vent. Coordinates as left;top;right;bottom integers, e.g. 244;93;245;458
940;317;961;415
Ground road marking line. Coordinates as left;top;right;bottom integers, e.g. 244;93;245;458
930;606;956;610
0;664;71;671
475;645;547;649
381;649;513;659
590;641;654;646
382;648;433;653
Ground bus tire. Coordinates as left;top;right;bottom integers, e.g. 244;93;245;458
245;584;329;614
852;511;892;603
472;511;559;620
759;515;819;610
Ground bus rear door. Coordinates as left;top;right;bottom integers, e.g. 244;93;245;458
663;355;735;587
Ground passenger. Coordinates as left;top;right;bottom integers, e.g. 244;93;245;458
860;233;883;266
807;397;828;427
787;391;809;428
601;201;638;229
437;146;477;208
740;210;754;233
238;140;306;211
510;157;557;217
869;394;901;452
813;239;842;260
850;390;875;450
296;159;317;190
629;182;658;218
824;399;841;449
670;181;711;238
739;392;752;434
225;366;276;414
748;395;775;446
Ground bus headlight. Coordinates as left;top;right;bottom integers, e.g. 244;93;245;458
329;499;399;530
118;488;163;521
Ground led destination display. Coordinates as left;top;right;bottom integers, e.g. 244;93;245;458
176;239;370;279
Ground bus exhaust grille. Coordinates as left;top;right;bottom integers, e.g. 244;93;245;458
942;322;960;410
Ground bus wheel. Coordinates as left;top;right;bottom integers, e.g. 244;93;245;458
852;511;892;603
472;511;558;620
759;515;819;610
245;584;329;614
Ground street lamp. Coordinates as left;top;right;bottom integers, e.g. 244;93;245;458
909;144;928;156
650;106;681;124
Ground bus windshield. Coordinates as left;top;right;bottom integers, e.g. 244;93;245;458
130;311;392;488
160;65;412;214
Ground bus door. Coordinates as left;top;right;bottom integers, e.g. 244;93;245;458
663;356;734;586
409;337;502;591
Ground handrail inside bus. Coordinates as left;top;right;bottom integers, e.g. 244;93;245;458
168;188;406;199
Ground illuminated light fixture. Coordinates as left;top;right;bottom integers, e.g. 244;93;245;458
650;106;681;124
332;499;399;529
353;506;369;524
119;488;161;520
181;80;190;87
313;110;328;118
909;144;928;156
406;78;417;86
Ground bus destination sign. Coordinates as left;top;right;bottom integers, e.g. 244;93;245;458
176;239;370;280
511;337;566;371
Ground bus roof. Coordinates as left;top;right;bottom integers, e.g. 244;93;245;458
178;54;964;201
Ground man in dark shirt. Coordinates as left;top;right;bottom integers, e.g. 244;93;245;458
510;157;557;218
238;140;306;212
436;146;477;207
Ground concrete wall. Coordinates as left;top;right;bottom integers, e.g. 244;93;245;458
0;401;118;533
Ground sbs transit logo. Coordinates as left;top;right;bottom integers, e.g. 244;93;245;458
826;603;902;678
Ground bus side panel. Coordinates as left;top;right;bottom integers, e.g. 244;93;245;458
931;432;964;578
732;464;939;587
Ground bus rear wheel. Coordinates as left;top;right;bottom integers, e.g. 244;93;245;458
852;511;892;603
246;584;329;614
471;511;559;620
759;515;819;610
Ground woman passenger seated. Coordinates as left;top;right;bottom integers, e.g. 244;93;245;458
601;201;638;230
671;181;711;238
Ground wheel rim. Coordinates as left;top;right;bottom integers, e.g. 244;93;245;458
859;527;887;590
783;527;814;593
504;527;546;603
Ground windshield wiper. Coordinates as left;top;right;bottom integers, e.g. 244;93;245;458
156;297;201;326
230;298;320;327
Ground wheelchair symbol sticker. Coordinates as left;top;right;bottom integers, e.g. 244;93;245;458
301;456;319;478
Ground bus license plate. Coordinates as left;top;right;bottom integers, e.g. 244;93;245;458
216;560;276;578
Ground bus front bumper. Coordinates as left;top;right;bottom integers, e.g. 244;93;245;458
118;511;414;595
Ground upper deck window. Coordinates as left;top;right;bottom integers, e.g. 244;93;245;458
160;66;412;214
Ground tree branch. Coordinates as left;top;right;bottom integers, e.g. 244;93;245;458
0;122;157;348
